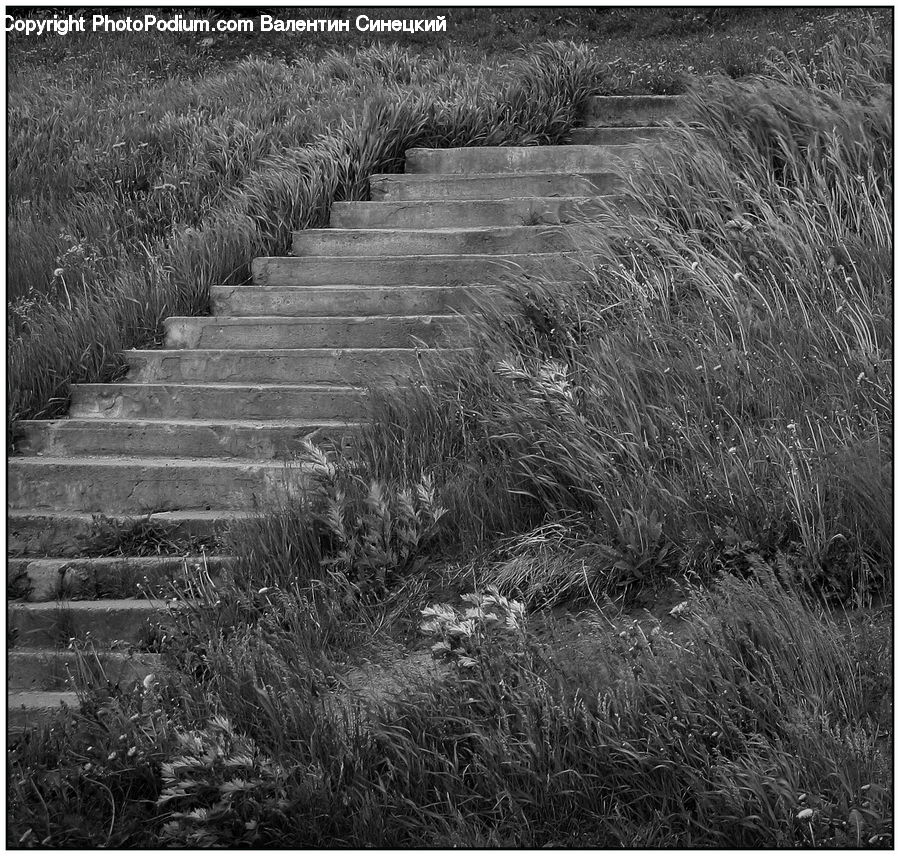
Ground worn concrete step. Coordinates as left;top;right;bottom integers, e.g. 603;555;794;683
8;455;314;513
8;509;256;558
8;649;163;691
8;598;167;646
583;94;686;126
370;171;625;201
164;315;468;350
16;415;358;460
126;348;446;384
569;126;672;145
70;382;365;421
211;284;492;317
8;691;80;732
292;225;581;256
330;196;625;229
14;417;355;461
252;253;587;287
404;144;649;175
8;555;233;602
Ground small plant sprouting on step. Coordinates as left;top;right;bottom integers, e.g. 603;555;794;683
420;586;527;668
78;514;217;558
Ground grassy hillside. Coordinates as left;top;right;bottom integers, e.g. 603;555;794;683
6;10;892;848
6;6;888;428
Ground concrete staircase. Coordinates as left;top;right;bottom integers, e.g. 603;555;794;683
7;94;685;730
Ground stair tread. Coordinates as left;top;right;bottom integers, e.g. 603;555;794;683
164;314;465;322
10;597;167;610
73;381;363;389
17;417;361;427
10;455;316;468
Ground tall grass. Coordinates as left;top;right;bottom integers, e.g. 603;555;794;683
10;569;889;846
360;24;893;604
8;41;600;431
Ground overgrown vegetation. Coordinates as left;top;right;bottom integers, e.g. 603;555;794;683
7;11;892;849
7;39;597;431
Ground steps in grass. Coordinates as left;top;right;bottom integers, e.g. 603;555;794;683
8;510;256;558
8;692;81;732
163;315;470;349
404;143;654;175
211;285;494;316
369;170;626;201
329;196;628;229
251;252;590;287
69;382;366;420
17;416;361;458
8;555;233;601
7;93;687;731
127;348;447;384
292;224;583;256
9;456;315;513
9;649;163;692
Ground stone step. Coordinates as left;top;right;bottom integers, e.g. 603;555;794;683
370;171;624;201
8;691;80;732
582;94;686;126
126;348;445;384
8;649;163;691
404;144;649;175
163;315;468;350
8;455;313;513
69;382;365;421
8;554;233;602
16;416;357;460
8;598;167;646
569;126;672;145
330;196;625;229
252;253;586;287
8;509;255;558
211;284;492;317
292;225;580;256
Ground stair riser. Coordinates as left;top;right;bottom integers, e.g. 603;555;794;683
126;350;438;384
9;602;166;646
8;651;161;691
8;556;233;602
8;460;312;513
252;254;586;287
164;317;468;350
70;384;366;421
404;144;649;175
15;420;356;462
211;285;489;317
569;127;672;145
370;171;625;201
583;95;685;126
8;512;241;559
292;226;578;256
8;693;80;732
330;197;624;229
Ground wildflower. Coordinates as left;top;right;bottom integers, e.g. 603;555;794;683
669;601;690;618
